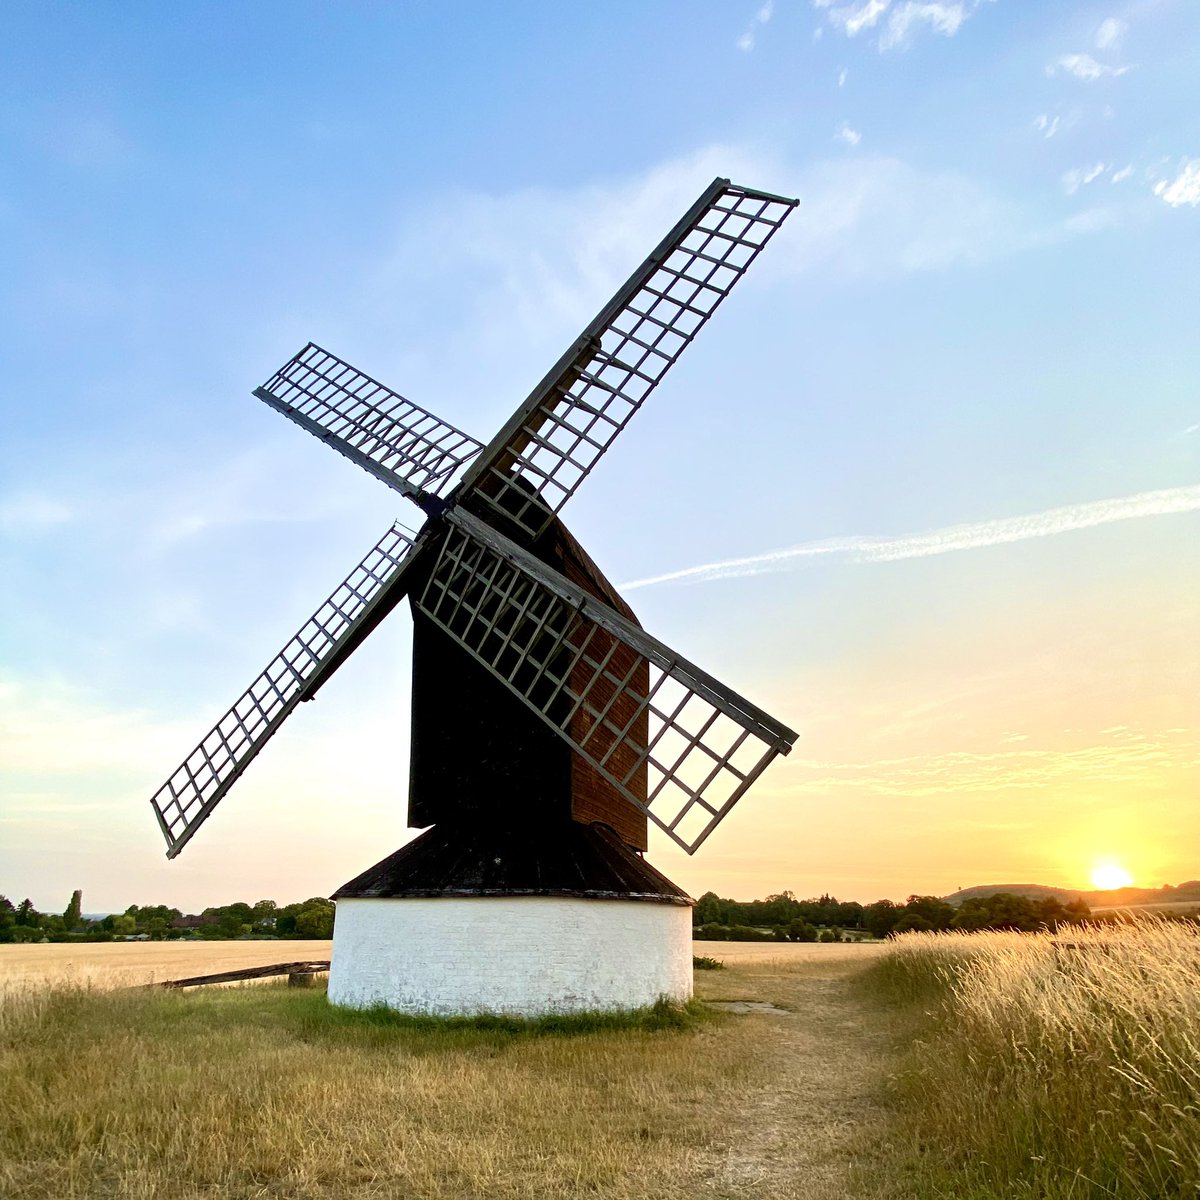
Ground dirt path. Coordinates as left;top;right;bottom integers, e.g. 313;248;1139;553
693;951;894;1199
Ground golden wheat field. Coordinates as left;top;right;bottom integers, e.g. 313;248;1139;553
0;937;884;992
872;920;1200;1199
0;939;336;993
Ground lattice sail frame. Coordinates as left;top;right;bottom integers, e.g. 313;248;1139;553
255;343;484;509
150;177;800;858
416;511;796;853
151;524;416;858
459;181;797;539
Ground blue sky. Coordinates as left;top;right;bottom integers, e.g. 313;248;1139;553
2;1;1197;912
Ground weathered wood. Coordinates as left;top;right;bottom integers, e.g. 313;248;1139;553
152;960;330;989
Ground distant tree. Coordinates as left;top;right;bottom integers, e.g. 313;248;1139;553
903;895;955;931
294;900;335;940
693;892;724;926
892;914;934;934
16;899;37;927
111;914;136;936
862;899;900;938
787;918;818;943
63;889;82;930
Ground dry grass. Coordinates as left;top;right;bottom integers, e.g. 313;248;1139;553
689;940;887;966
0;945;894;1200
0;941;334;994
863;922;1200;1199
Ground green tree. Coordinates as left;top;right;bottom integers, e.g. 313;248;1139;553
294;900;335;939
112;914;136;936
692;891;726;926
862;899;900;938
16;899;37;926
63;889;83;930
903;895;955;931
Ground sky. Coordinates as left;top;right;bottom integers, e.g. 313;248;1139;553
1;1;1197;913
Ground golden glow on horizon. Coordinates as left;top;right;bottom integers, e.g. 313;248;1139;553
1091;863;1135;891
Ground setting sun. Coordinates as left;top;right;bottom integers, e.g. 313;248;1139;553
1091;863;1135;891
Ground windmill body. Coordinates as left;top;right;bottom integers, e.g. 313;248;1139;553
150;179;800;1015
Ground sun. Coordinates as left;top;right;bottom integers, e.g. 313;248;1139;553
1090;863;1134;890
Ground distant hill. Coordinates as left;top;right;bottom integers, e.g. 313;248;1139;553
944;884;1082;906
944;881;1200;909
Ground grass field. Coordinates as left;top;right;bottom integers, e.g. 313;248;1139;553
0;940;337;993
0;943;888;1200
8;930;1195;1199
861;922;1200;1199
0;938;885;990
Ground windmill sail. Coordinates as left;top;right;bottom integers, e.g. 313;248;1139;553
255;344;483;510
150;523;418;858
416;510;797;853
458;179;797;539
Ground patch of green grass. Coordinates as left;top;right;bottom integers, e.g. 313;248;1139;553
280;987;714;1047
692;954;725;971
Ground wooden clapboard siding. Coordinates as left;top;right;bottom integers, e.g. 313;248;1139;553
407;513;648;852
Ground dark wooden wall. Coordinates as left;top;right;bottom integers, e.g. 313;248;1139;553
407;512;649;852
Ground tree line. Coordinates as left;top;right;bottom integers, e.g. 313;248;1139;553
693;889;1096;940
0;892;335;943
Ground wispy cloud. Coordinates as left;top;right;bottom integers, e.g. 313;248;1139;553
736;0;774;51
0;492;73;536
880;2;967;50
1062;161;1108;194
620;483;1200;590
370;147;1122;392
812;0;986;51
1048;52;1132;81
1032;109;1082;141
835;122;863;147
1094;16;1127;50
780;727;1197;799
1033;113;1061;140
1155;159;1200;208
838;66;849;86
1111;163;1134;183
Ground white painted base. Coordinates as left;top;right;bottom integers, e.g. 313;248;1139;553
328;895;693;1016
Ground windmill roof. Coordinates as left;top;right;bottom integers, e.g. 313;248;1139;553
333;820;692;905
552;518;640;625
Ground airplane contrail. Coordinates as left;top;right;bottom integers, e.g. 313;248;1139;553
620;483;1200;591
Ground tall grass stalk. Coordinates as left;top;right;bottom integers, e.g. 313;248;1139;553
865;922;1200;1198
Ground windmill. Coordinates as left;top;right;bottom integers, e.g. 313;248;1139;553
150;178;800;1015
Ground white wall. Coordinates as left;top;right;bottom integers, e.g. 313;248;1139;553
328;895;693;1015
